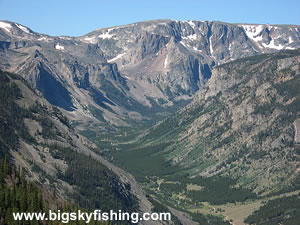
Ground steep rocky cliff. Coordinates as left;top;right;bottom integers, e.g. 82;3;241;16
0;69;159;224
139;49;300;194
1;20;299;131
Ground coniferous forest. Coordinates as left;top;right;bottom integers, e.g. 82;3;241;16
0;70;133;224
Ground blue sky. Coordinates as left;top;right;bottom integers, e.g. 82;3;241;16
0;0;299;36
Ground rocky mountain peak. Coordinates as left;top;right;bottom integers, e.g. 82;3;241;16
1;19;300;130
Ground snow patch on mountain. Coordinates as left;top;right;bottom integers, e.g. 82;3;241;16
107;53;126;63
99;32;113;39
267;25;279;31
59;36;72;40
182;34;197;40
98;29;114;39
164;54;168;68
262;40;284;50
241;25;264;42
38;36;54;42
180;41;188;48
209;36;214;54
186;20;196;28
82;36;98;44
286;46;296;50
0;21;12;32
15;24;31;34
55;43;65;50
193;47;202;53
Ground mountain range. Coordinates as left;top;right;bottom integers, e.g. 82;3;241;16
1;20;299;130
1;19;300;225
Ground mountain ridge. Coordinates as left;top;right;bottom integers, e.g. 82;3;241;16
133;49;300;192
104;49;300;224
1;19;300;136
1;69;186;224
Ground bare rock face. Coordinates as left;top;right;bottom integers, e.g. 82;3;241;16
142;50;300;194
1;19;300;129
1;70;162;220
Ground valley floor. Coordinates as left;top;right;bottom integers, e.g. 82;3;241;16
193;190;300;225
